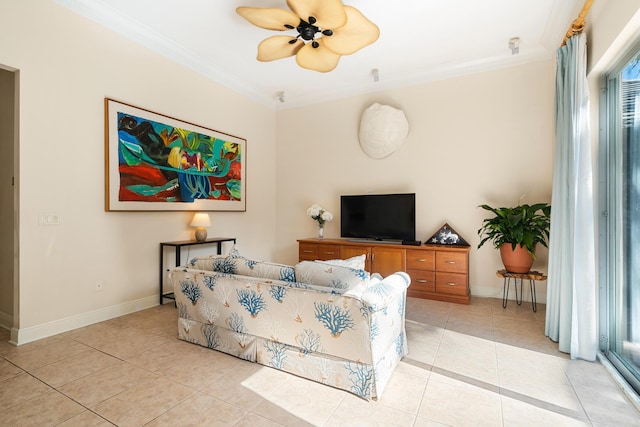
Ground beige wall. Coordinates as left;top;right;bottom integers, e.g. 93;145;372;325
275;60;555;301
0;1;276;342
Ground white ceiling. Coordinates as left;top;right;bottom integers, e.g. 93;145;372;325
55;0;579;109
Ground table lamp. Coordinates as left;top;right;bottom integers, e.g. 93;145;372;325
190;212;211;242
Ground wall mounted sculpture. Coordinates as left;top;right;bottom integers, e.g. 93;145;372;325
358;103;409;159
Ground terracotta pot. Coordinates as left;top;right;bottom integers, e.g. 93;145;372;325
499;244;534;273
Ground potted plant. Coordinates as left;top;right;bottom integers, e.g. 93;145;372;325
477;203;551;273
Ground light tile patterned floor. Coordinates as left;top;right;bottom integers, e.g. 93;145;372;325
0;297;639;426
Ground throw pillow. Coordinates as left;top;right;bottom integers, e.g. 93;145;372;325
322;254;366;271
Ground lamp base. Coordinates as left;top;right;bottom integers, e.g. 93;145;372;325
195;227;207;242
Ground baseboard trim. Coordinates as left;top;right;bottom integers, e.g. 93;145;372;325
0;311;13;331
9;295;158;346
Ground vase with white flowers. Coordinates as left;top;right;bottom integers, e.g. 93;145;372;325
307;204;333;239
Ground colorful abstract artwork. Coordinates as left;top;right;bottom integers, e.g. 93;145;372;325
105;99;246;211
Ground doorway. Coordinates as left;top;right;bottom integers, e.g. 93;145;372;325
0;67;17;334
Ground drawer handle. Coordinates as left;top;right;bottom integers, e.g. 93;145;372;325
446;282;457;286
325;251;335;255
417;279;428;283
445;260;456;264
303;250;313;253
416;258;428;262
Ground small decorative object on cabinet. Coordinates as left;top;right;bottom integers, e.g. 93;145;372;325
425;223;470;246
306;204;333;239
297;238;470;304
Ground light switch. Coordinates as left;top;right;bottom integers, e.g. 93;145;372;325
38;213;59;225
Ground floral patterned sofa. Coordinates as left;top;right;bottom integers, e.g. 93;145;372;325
169;249;410;400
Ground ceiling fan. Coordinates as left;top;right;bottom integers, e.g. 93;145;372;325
237;0;379;73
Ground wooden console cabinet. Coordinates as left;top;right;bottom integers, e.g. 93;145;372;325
297;238;470;304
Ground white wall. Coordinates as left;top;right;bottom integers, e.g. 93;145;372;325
275;60;555;301
0;1;277;343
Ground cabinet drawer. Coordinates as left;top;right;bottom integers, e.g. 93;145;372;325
407;269;435;292
435;272;468;296
317;245;341;260
299;243;318;260
406;250;435;270
435;251;467;273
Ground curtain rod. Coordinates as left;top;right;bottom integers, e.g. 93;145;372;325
561;0;595;46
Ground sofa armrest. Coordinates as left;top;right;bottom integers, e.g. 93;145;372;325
359;272;410;312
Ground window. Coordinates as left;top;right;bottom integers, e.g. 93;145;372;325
600;44;640;394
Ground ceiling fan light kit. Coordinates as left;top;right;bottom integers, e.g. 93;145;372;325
237;0;379;72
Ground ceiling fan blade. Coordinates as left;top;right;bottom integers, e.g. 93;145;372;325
296;40;341;73
236;7;300;31
286;0;346;29
323;6;380;55
257;36;303;61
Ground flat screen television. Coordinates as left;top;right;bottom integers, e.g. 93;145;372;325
340;193;416;242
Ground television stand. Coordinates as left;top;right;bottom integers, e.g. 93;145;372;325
297;238;470;304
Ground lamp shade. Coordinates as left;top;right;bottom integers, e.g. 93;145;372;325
190;213;211;228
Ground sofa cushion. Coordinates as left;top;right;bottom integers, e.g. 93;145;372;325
295;260;369;290
322;254;366;270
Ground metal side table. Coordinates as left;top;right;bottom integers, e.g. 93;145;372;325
160;237;236;304
496;269;547;312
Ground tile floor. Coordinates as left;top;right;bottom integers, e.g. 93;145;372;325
0;297;639;426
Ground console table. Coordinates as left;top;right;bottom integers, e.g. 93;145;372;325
298;238;470;304
159;237;236;304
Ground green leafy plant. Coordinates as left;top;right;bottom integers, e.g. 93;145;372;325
477;203;551;258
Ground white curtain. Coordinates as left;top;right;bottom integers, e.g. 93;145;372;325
545;33;597;361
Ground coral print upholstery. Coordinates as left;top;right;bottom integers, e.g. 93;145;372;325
172;248;409;400
294;260;369;290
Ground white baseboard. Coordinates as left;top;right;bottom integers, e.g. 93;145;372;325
0;310;13;331
9;295;159;346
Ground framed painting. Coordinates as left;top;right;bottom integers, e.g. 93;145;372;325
105;98;246;211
